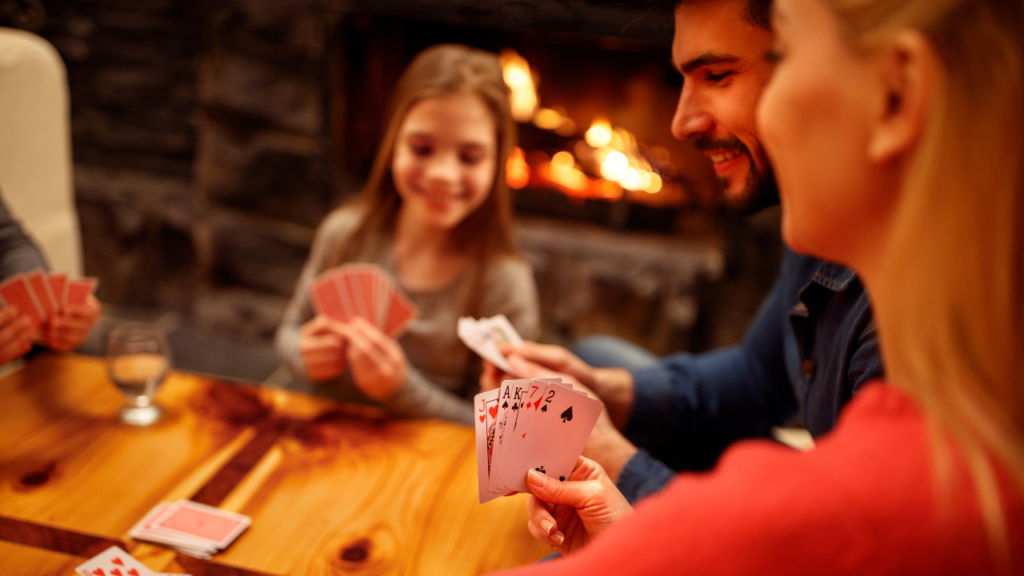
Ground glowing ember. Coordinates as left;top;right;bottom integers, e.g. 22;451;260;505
585;118;613;148
500;49;538;123
506;147;530;189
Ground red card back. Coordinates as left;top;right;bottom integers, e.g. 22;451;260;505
0;276;44;329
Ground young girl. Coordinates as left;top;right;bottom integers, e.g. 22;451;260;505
275;44;539;425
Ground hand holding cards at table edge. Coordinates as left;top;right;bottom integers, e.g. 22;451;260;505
300;315;409;400
525;455;633;557
0;305;33;363
0;271;102;360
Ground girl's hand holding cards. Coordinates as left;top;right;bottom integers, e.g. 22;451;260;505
299;315;348;382
343;317;409;400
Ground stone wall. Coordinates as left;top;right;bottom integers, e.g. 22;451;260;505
34;0;347;340
191;0;345;339
37;0;204;314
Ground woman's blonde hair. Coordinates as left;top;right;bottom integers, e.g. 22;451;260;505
327;44;519;303
823;0;1024;564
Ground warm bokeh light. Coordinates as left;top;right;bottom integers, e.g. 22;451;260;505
585;118;613;148
500;49;538;123
600;151;628;180
645;173;663;194
506;147;530;189
533;107;564;130
551;150;575;171
620;168;642;190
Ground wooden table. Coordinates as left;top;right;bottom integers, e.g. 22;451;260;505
0;353;549;575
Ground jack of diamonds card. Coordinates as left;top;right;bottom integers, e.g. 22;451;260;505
494;381;604;494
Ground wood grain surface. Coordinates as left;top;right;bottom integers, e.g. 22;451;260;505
0;540;88;576
0;354;552;575
0;353;264;542
202;392;551;575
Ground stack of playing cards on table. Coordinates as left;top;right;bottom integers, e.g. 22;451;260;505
0;269;97;330
75;545;186;576
475;377;604;503
129;500;251;559
310;264;418;337
458;314;524;377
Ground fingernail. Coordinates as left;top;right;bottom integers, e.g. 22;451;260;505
541;520;554;535
551;532;564;545
527;469;548;486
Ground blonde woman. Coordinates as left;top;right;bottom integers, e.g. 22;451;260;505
494;0;1024;573
276;45;538;424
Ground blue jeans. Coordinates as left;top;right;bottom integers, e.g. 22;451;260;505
570;335;659;372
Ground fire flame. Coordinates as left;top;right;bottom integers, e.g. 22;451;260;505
506;147;530;189
498;50;677;205
500;49;538;123
585;118;613;148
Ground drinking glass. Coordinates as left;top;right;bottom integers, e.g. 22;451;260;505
106;322;171;426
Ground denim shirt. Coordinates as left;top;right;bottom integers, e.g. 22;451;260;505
616;245;883;505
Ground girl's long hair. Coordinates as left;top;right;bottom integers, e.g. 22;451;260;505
824;0;1024;564
327;43;519;292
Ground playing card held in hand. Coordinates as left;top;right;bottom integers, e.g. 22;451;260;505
0;270;97;330
474;378;604;502
458;314;524;376
309;264;418;337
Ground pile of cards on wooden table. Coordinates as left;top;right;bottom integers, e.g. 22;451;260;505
129;500;251;559
458;314;525;377
310;264;418;337
475;378;604;503
75;545;184;576
0;269;97;330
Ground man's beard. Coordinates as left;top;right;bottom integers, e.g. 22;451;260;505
694;135;780;216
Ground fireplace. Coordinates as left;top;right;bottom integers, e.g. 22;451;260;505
19;0;777;368
332;9;719;232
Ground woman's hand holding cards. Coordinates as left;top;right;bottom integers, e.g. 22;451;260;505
300;315;348;382
343;317;408;400
525;455;633;556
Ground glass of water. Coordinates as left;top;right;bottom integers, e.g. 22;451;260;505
106;323;171;426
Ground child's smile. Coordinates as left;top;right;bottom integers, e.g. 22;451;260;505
392;92;497;231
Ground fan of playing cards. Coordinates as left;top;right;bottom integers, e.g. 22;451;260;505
0;269;97;330
310;264;418;337
458;314;524;377
128;500;251;560
475;378;604;503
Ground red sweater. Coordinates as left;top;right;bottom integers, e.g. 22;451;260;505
495;383;1024;575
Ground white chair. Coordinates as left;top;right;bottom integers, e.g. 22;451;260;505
0;27;82;276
